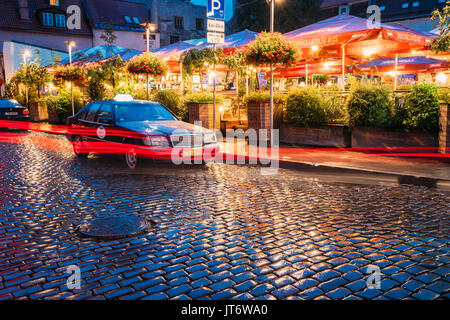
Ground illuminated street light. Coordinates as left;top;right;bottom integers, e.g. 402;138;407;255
140;22;158;100
267;0;281;146
312;45;319;52
65;41;76;116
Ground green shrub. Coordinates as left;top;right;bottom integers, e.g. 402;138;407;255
44;89;83;117
243;91;286;104
438;87;450;103
323;92;348;124
184;92;223;104
285;87;328;127
402;84;440;132
153;90;186;120
87;78;106;101
346;83;393;128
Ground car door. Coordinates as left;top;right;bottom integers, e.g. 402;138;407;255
94;103;120;149
80;102;102;143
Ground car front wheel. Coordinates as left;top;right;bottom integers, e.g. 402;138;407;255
73;136;88;158
125;147;138;169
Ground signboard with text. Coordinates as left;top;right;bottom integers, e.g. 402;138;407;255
207;32;225;44
207;0;225;20
207;19;225;33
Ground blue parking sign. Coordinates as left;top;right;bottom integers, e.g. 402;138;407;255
207;0;225;20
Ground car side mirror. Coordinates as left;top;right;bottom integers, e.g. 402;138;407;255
99;117;113;124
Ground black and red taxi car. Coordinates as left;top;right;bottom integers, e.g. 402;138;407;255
66;94;219;169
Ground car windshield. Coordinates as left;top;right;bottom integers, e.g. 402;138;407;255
115;103;176;122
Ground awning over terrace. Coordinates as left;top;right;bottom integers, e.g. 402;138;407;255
195;29;258;52
152;41;195;59
274;60;348;77
353;56;450;75
60;45;142;65
284;14;436;59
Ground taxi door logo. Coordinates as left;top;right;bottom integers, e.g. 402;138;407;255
97;126;106;139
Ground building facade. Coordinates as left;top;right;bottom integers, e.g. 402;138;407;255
0;0;93;86
149;0;207;47
81;0;160;52
320;0;447;32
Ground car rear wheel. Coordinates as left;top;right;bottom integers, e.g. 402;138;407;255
73;136;88;158
125;147;138;169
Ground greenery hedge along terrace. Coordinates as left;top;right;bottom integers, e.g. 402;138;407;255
281;83;442;133
153;90;187;120
244;91;286;104
127;52;168;77
184;92;223;104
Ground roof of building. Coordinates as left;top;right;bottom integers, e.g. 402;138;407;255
0;0;91;35
375;0;446;22
82;0;150;31
320;0;368;9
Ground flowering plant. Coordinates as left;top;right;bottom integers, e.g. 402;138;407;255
53;65;87;87
126;52;168;77
246;32;298;67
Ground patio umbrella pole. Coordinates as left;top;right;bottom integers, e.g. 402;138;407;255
394;53;399;91
341;44;346;91
146;74;149;100
306;63;308;86
213;43;216;132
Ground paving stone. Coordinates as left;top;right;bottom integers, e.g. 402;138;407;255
0;132;448;301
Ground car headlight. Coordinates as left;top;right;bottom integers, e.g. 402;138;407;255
143;136;170;147
203;132;217;144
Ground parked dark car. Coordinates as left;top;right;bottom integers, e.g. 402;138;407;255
66;95;219;169
0;99;30;122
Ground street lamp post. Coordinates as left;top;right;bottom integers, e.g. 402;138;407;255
268;0;276;145
20;50;30;108
65;41;76;116
141;22;157;100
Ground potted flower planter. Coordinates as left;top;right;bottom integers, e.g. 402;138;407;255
439;100;449;154
29;101;49;122
187;102;220;130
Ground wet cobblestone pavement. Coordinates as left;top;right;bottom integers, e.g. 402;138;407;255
0;131;449;300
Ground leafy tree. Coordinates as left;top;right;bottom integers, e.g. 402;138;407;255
11;61;50;98
431;0;450;53
230;0;320;34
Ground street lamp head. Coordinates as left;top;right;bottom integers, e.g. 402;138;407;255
140;22;157;32
311;45;319;52
65;40;76;48
21;49;31;57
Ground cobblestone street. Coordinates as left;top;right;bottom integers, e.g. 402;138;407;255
0;131;449;300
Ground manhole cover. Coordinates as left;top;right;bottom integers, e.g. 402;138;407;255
78;216;150;239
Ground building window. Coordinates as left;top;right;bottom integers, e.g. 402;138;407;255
42;12;54;27
55;14;66;27
49;0;59;6
402;3;409;8
339;6;350;15
379;6;386;11
170;36;180;44
196;18;204;30
412;2;419;7
132;17;140;24
124;16;132;24
174;16;184;30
